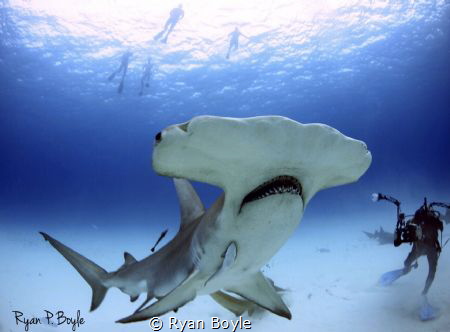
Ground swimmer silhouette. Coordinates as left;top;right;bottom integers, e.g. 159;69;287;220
226;27;249;59
108;51;132;94
154;4;184;44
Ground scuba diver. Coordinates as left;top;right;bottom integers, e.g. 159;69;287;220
108;51;132;94
154;4;184;44
373;193;449;321
139;58;153;96
226;27;249;59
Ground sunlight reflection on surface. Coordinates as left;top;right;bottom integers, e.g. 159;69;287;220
8;0;445;67
2;0;447;112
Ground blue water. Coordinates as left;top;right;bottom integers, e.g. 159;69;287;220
1;1;449;331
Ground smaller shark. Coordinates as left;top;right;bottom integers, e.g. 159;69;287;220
363;227;394;245
39;178;287;320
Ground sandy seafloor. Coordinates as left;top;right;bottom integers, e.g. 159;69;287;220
1;213;449;332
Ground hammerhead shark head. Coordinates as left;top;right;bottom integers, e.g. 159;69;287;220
40;115;371;323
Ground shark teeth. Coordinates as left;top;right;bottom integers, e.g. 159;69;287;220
239;175;302;212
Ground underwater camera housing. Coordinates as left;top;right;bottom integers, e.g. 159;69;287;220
393;213;419;247
372;194;449;247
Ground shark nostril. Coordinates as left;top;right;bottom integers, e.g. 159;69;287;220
178;122;189;133
155;132;162;143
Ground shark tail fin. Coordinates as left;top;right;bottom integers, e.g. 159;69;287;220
39;232;109;311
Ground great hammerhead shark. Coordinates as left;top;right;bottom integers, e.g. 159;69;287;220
40;115;371;323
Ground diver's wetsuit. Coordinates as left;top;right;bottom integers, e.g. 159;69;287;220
402;211;443;295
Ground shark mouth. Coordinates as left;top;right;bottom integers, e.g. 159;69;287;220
239;175;302;212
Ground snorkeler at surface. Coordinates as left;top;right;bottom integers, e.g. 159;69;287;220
154;4;184;44
139;58;153;96
108;51;132;94
226;27;249;59
373;194;448;321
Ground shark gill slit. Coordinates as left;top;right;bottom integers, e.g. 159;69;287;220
239;175;303;212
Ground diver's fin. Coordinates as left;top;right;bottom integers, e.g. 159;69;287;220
211;291;252;316
39;232;108;311
419;295;439;321
226;272;291;319
124;252;137;266
378;268;405;286
205;242;237;286
173;178;205;229
117;270;200;323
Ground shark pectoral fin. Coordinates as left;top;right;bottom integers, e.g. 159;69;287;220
117;271;200;323
173;178;205;229
210;291;250;316
226;272;291;320
39;232;108;312
205;242;237;287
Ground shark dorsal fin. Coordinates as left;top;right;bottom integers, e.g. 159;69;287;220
124;252;137;266
173;178;205;229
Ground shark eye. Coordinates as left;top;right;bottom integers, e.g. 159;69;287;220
155;132;162;143
178;122;190;133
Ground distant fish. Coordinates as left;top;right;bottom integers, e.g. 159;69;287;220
363;226;394;245
316;248;330;253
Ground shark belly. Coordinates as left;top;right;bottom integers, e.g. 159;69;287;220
232;193;303;270
199;193;303;294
